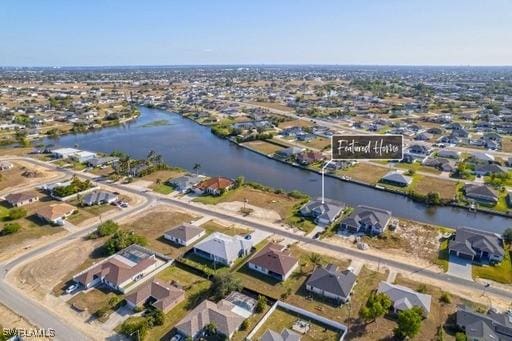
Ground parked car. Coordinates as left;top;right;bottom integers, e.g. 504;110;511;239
65;283;79;294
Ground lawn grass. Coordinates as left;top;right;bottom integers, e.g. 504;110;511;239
242;140;284;155
200;220;251;236
394;162;442;175
473;245;512;284
141;169;184;183
337;163;389;185
435;238;450;272
297;137;331;151
410;175;458;201
150;183;175;194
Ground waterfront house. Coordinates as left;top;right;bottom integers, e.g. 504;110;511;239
164;223;205;246
306;263;357;304
192;232;252;267
449;226;504;263
300;197;345;225
275;147;305;159
51;147;81;159
463;184;498;204
86;156;119;168
168;174;203;193
377;281;432;317
380;171;413;187
193;176;234;196
296;150;324;165
247;243;298;281
338;205;392;235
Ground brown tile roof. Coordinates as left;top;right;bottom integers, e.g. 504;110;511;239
5;191;39;204
249;243;298;276
195;177;234;191
125;280;185;312
34;203;75;221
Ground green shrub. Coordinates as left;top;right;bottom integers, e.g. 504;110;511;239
1;222;21;235
8;207;27;220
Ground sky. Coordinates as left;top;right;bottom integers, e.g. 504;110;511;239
1;0;511;66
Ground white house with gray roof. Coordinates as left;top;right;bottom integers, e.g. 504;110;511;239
192;232;253;267
449;227;504;263
377;281;432;317
82;190;118;206
300;197;345;225
457;305;512;341
164;223;205;246
167;173;203;193
306;264;356;304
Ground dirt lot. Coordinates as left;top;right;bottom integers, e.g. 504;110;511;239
0;303;53;340
247;101;293;112
0;160;61;193
141;169;184;183
120;205;198;258
361;219;442;263
338;162;390;185
278;118;314;128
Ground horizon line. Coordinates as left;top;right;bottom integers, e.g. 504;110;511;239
2;63;512;69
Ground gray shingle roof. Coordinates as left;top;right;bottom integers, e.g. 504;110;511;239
300;197;345;223
193;232;252;263
164;223;204;242
377;281;432;315
457;306;512;341
306;263;356;299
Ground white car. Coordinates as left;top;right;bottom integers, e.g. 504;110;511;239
65;284;79;294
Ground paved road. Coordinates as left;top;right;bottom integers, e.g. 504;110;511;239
1;156;511;340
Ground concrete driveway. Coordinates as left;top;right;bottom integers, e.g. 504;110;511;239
448;255;473;281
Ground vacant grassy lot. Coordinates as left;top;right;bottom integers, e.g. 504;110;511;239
67;202;118;225
338;163;389;185
201;220;251;236
278;119;314;129
473;245;512;284
296;137;331;151
247;101;294;112
150;183;175;194
394;162;442;175
141;169;184;183
411;175;458;201
0;165;27;190
251;306;342;341
194;186;302;220
120;207;198;258
502;137;512;153
68;287;117;314
242;140;284;155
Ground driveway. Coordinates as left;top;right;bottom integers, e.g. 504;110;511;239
448;255;473;281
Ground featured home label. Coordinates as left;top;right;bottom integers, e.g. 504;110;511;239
331;134;403;160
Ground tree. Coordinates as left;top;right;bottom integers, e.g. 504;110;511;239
455;332;467;341
235;176;245;188
394;307;423;340
1;222;21;235
359;292;392;324
255;295;267;313
89;220;119;239
426;192;441;205
308;253;323;266
8;207;27;220
104;230;147;255
119;317;149;339
211;271;242;300
503;228;512;243
193;163;201;176
205;322;217;336
439;292;452;304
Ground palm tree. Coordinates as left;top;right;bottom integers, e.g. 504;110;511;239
193;163;201;176
308;253;323;267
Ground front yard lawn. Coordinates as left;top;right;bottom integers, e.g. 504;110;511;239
200;220;252;236
68;287;118;315
473;246;512;284
435;238;449;272
150;183;175;194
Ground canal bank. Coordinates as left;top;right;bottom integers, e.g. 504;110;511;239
43;106;512;233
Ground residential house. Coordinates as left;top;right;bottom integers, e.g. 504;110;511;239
339;205;392;235
296;150;324;165
380;171;413;187
51;147;82;159
300;197;345;225
377;281;432;317
82;190;118;206
456;305;512;341
449;227;504;263
34;203;76;225
86;156;119;168
306;263;357;304
192;232;253;267
164;223;205;246
4;191;40;207
470;152;495;164
275;147;305;159
474;164;508;177
69;151;97;163
193;177;234;196
463;184;498;204
125;280;185;313
168;174;203;193
437;149;461;159
73;244;170;293
175;292;255;339
247;243;299;281
261;329;301;341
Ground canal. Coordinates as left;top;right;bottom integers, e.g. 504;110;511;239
45;106;512;233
